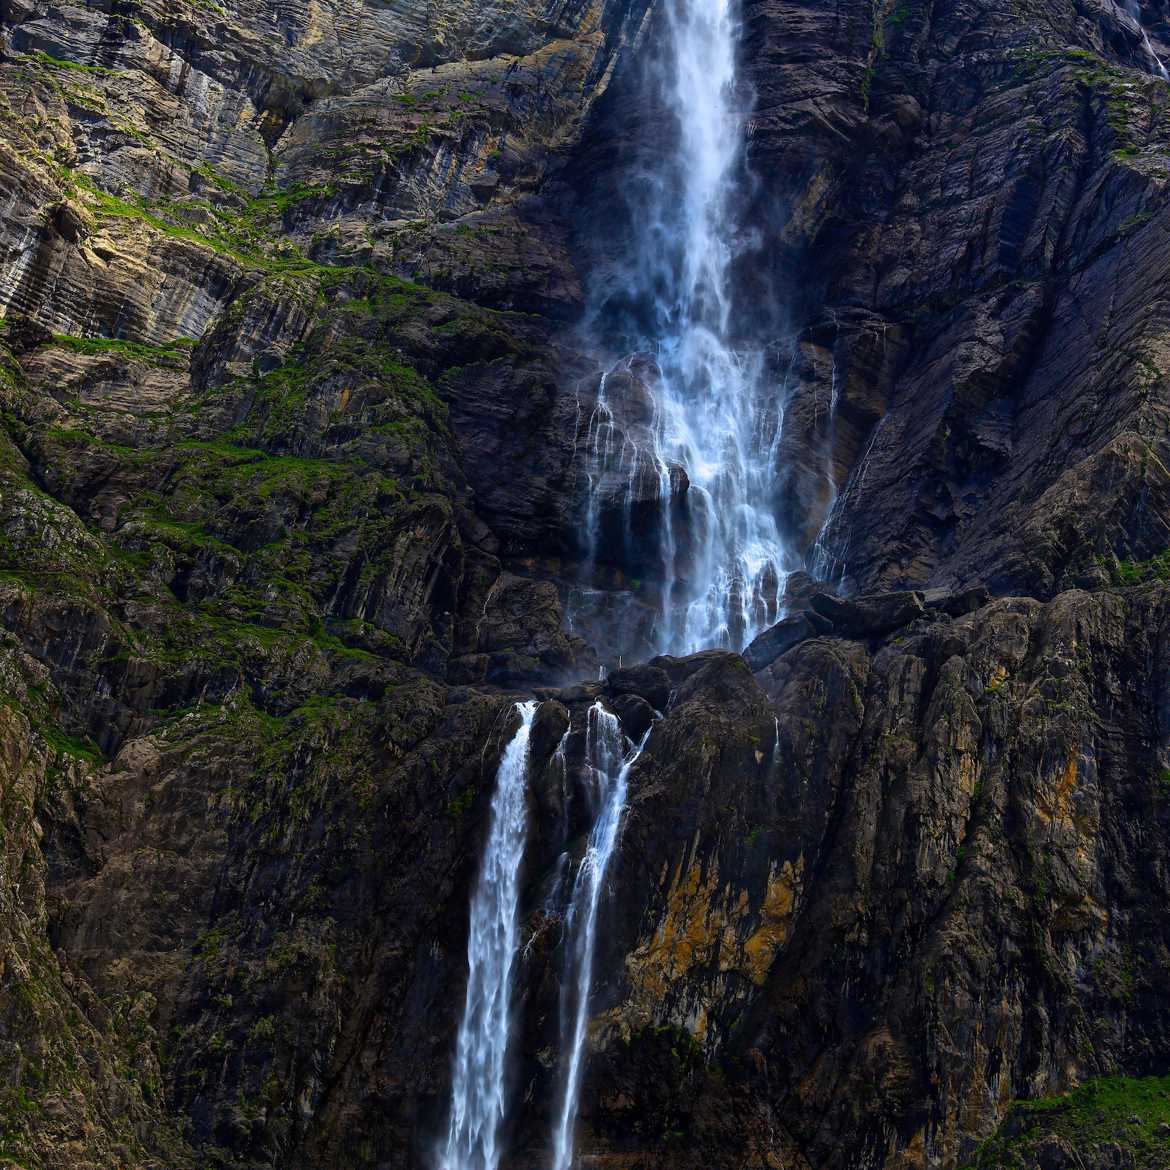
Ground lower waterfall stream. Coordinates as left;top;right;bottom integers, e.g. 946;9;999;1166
441;700;648;1170
550;705;649;1170
440;702;538;1170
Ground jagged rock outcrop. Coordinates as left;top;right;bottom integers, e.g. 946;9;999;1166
555;585;1170;1168
738;0;1170;600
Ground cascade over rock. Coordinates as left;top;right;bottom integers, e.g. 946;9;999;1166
572;0;792;659
550;702;646;1170
442;701;537;1170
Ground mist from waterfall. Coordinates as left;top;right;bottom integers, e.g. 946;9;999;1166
440;701;538;1170
581;0;791;657
550;702;646;1170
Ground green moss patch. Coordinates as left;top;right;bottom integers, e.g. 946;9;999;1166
1107;550;1170;585
967;1076;1170;1168
52;334;196;367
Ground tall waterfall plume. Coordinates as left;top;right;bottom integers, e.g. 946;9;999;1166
551;702;647;1170
440;701;538;1170
581;0;791;657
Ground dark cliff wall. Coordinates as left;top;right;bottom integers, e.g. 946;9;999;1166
1;0;1170;1168
741;0;1170;601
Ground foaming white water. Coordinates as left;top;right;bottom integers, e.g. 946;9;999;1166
584;0;789;655
440;701;538;1170
550;703;646;1170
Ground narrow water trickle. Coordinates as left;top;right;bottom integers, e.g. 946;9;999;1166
581;0;792;657
551;703;648;1170
440;701;538;1170
1124;0;1169;77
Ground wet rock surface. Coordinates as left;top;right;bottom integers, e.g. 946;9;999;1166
2;0;1170;1168
807;588;926;637
474;586;1170;1170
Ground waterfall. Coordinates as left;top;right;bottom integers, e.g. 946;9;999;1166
447;4;774;1166
550;702;647;1170
582;0;791;657
440;701;539;1170
1123;0;1169;77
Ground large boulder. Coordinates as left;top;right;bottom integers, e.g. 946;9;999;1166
809;589;926;638
743;610;833;672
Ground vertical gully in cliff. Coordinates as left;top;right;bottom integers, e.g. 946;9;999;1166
584;0;790;656
551;703;648;1170
441;701;538;1170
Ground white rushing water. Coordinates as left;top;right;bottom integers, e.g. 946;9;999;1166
440;701;538;1170
583;0;790;657
550;703;647;1170
447;3;777;1166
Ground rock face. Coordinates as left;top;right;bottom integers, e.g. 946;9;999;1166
742;0;1170;601
3;0;1170;1168
572;587;1170;1168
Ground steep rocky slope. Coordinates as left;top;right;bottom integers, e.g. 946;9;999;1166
3;0;1170;1168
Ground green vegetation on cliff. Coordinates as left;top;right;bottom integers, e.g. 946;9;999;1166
967;1076;1170;1168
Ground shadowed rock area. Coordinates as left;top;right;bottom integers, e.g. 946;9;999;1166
2;0;1170;1167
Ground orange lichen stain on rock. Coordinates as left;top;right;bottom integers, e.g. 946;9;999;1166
625;852;805;1028
954;1037;998;1146
625;857;723;1008
337;386;351;411
954;735;979;796
888;1127;927;1170
1038;749;1079;826
1055;752;1078;821
301;1;327;47
742;858;803;984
